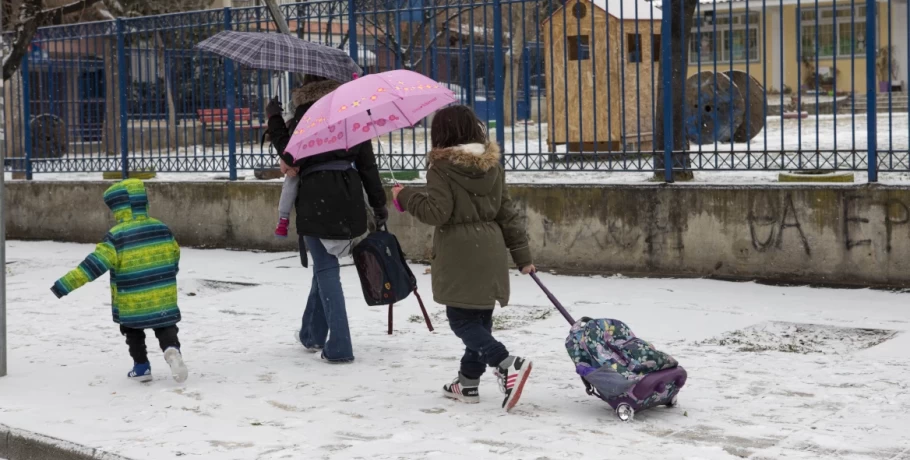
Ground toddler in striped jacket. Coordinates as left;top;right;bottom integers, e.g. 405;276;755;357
51;179;188;384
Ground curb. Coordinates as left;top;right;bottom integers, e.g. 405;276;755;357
0;424;132;460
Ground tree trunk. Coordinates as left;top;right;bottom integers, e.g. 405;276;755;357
2;0;41;81
503;46;523;126
654;0;698;180
502;5;533;126
155;32;178;147
2;0;107;81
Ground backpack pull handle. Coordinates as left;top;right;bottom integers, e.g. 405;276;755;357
530;272;576;325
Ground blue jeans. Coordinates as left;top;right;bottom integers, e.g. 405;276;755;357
299;236;354;362
446;307;509;380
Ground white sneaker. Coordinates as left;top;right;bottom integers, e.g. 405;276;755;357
164;347;188;383
442;373;480;404
495;356;533;412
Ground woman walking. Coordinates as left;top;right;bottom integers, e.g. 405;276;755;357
266;77;387;363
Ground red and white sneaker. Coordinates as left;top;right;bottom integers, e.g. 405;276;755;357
442;373;480;404
495;356;533;412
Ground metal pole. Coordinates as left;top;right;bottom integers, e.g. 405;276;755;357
865;0;877;182
117;19;130;179
1;3;8;378
263;0;305;86
225;8;238;181
660;0;674;182
348;0;358;70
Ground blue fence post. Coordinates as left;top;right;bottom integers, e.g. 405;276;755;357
522;48;531;122
660;0;673;182
116;19;130;180
865;0;877;182
492;0;505;159
348;0;358;71
224;8;238;181
21;52;32;180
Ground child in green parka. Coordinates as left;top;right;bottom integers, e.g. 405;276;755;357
51;179;187;383
393;106;536;412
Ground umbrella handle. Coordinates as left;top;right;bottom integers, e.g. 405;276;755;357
366;109;404;213
367;110;399;186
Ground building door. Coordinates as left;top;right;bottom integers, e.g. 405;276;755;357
78;68;105;142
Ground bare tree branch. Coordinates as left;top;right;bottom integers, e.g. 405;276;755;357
363;2;470;70
407;7;466;70
361;14;405;58
3;0;106;80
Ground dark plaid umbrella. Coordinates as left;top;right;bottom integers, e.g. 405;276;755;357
196;31;362;83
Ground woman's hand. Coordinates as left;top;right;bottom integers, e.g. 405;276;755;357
520;264;537;275
266;97;283;118
392;184;404;201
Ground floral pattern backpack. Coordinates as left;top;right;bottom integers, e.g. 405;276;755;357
565;317;679;400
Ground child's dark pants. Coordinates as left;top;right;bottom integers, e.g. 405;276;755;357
120;325;180;364
446;307;509;380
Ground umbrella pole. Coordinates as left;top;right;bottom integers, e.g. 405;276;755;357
367;110;397;185
263;0;306;87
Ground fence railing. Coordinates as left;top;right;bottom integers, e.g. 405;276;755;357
2;0;908;181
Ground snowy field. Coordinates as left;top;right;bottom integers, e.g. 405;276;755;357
6;113;910;185
1;241;910;459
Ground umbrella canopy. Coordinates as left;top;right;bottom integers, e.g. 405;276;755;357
286;70;456;161
195;31;361;83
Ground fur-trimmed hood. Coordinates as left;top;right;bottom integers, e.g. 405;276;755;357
428;143;502;196
428;143;501;171
292;80;342;108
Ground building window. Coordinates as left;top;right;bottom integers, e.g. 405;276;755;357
568;35;590;61
689;11;760;64
652;35;661;62
627;34;641;63
800;6;866;58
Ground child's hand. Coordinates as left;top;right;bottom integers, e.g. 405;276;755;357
392;184;404;201
280;158;299;177
520;264;536;275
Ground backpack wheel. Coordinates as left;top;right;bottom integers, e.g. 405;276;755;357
665;394;678;408
615;403;634;422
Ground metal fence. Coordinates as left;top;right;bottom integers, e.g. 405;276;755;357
2;0;908;180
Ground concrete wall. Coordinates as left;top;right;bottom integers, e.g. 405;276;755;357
7;181;910;287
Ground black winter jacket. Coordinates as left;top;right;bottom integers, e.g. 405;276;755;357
268;81;386;240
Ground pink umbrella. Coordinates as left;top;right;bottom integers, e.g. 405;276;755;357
286;69;455;161
285;69;456;211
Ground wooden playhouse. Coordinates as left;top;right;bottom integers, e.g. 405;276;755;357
543;0;660;154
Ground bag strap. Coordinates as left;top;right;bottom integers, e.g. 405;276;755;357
388;303;394;335
581;377;602;399
301;160;354;177
386;290;434;335
413;289;434;332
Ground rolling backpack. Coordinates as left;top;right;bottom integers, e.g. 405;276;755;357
531;273;687;421
565;317;686;420
352;229;434;335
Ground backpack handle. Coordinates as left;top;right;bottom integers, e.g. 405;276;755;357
530;272;576;325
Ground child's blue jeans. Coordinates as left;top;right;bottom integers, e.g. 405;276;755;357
446;306;509;380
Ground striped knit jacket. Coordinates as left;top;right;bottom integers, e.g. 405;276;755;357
52;179;181;329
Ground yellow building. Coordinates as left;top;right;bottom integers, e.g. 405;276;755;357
685;0;907;94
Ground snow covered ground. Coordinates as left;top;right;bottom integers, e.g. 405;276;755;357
6;113;910;185
2;241;909;459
